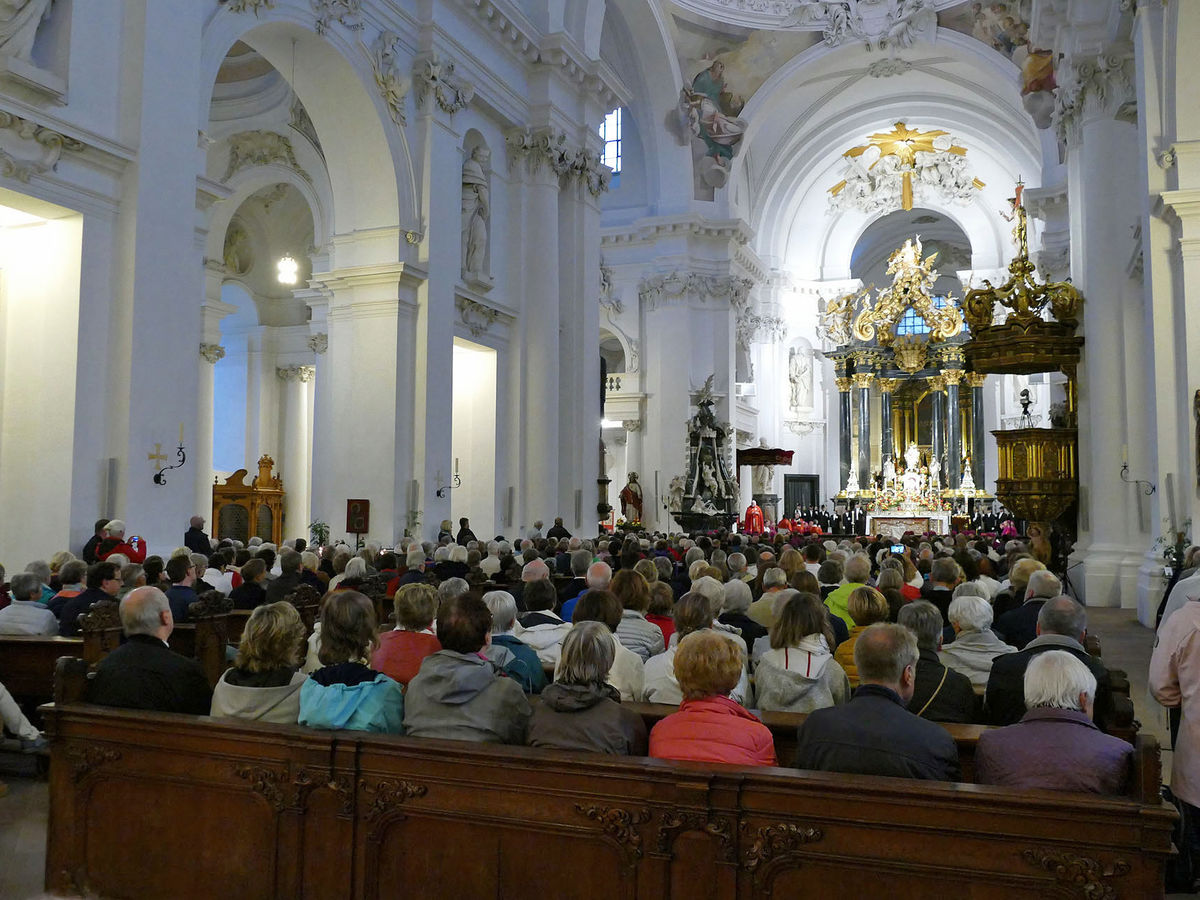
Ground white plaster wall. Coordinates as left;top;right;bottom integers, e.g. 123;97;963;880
451;339;498;540
0;213;83;565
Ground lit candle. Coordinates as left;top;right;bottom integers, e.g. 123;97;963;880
1121;444;1128;466
454;457;459;475
179;422;184;444
1014;178;1023;209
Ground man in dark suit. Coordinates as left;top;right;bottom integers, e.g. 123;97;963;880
265;548;304;605
88;586;212;714
794;623;961;781
985;595;1114;731
54;561;121;637
897;600;978;723
164;555;199;623
993;569;1062;649
184;516;210;555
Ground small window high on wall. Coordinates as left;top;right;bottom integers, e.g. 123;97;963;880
599;108;622;181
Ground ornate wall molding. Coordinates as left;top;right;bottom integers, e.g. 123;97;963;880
0;111;86;182
639;270;754;312
413;52;474;115
222;0;275;14
307;332;328;354
868;58;913;78
456;296;512;338
199;343;226;364
369;31;410;127
313;0;362;34
785;418;826;437
505;127;611;195
222;130;309;183
735;312;785;353
1053;50;1136;146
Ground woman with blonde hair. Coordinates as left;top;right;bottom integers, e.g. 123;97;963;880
649;631;775;766
833;586;890;687
211;602;307;724
755;592;850;713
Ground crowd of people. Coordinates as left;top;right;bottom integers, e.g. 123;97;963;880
0;513;1148;807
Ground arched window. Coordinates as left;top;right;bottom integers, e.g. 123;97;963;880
599;107;622;179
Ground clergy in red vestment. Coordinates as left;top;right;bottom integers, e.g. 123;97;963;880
743;503;764;535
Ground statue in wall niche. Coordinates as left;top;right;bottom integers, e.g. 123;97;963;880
461;146;490;278
666;474;685;514
223;222;253;276
0;0;52;63
788;347;813;410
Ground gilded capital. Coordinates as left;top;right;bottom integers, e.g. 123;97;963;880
876;378;901;394
834;376;853;393
965;371;987;389
941;369;965;387
927;375;947;392
851;372;875;390
937;345;967;366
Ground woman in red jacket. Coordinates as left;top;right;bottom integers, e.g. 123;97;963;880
649;630;777;767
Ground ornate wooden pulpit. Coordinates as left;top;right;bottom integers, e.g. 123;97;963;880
211;454;285;544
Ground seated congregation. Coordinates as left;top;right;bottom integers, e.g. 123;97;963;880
1;522;1137;796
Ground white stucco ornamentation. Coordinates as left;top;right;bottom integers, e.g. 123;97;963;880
368;30;410;127
413;53;474;115
307;332;328;355
222;130;308;183
1053;50;1136;146
199;343;226;364
0;111;85;182
313;0;362;34
0;0;51;62
455;296;510;338
222;0;275;15
639;271;754;312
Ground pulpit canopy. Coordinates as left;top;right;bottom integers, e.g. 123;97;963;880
736;447;794;467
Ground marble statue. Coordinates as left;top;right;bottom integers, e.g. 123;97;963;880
462;146;490;277
882;456;896;483
788;347;812;410
928;455;941;490
960;458;976;493
845;462;860;495
0;0;52;63
666;474;685;513
904;442;920;472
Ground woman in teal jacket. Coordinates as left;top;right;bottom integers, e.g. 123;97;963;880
299;590;404;733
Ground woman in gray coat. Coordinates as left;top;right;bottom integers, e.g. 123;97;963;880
528;621;648;755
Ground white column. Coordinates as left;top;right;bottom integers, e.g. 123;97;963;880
510;131;562;530
1063;49;1144;607
116;0;205;553
275;365;313;541
196;343;223;520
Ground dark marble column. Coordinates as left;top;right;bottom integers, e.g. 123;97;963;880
836;376;852;491
852;372;874;481
967;371;987;484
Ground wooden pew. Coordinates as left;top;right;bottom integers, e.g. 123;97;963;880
0;635;84;706
40;694;1175;899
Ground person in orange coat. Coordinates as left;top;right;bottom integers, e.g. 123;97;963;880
372;583;441;688
649;630;777;767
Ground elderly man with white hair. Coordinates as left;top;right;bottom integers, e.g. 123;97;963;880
482;591;546;694
994;568;1063;650
937;595;1017;687
976;650;1132;795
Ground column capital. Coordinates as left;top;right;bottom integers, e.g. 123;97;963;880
622;419;642;433
307;332;328;355
297;365;316;383
1053;47;1136;146
941;369;965;387
277;365;302;382
965;371;987;389
834;376;853;393
851;372;875;390
199;343;225;364
935;344;967;368
876;377;901;394
927;374;947;391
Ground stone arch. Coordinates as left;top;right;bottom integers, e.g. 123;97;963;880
199;4;417;242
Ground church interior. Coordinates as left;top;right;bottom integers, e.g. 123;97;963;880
3;0;1200;896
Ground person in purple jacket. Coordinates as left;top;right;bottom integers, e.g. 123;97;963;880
976;650;1132;795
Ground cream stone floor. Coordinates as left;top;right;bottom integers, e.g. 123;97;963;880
0;607;1183;899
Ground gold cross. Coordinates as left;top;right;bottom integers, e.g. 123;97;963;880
148;443;168;471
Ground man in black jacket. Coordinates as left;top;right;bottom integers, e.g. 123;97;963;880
184;516;211;555
897;600;979;723
794;623;961;781
88;586;212;715
985;595;1115;731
